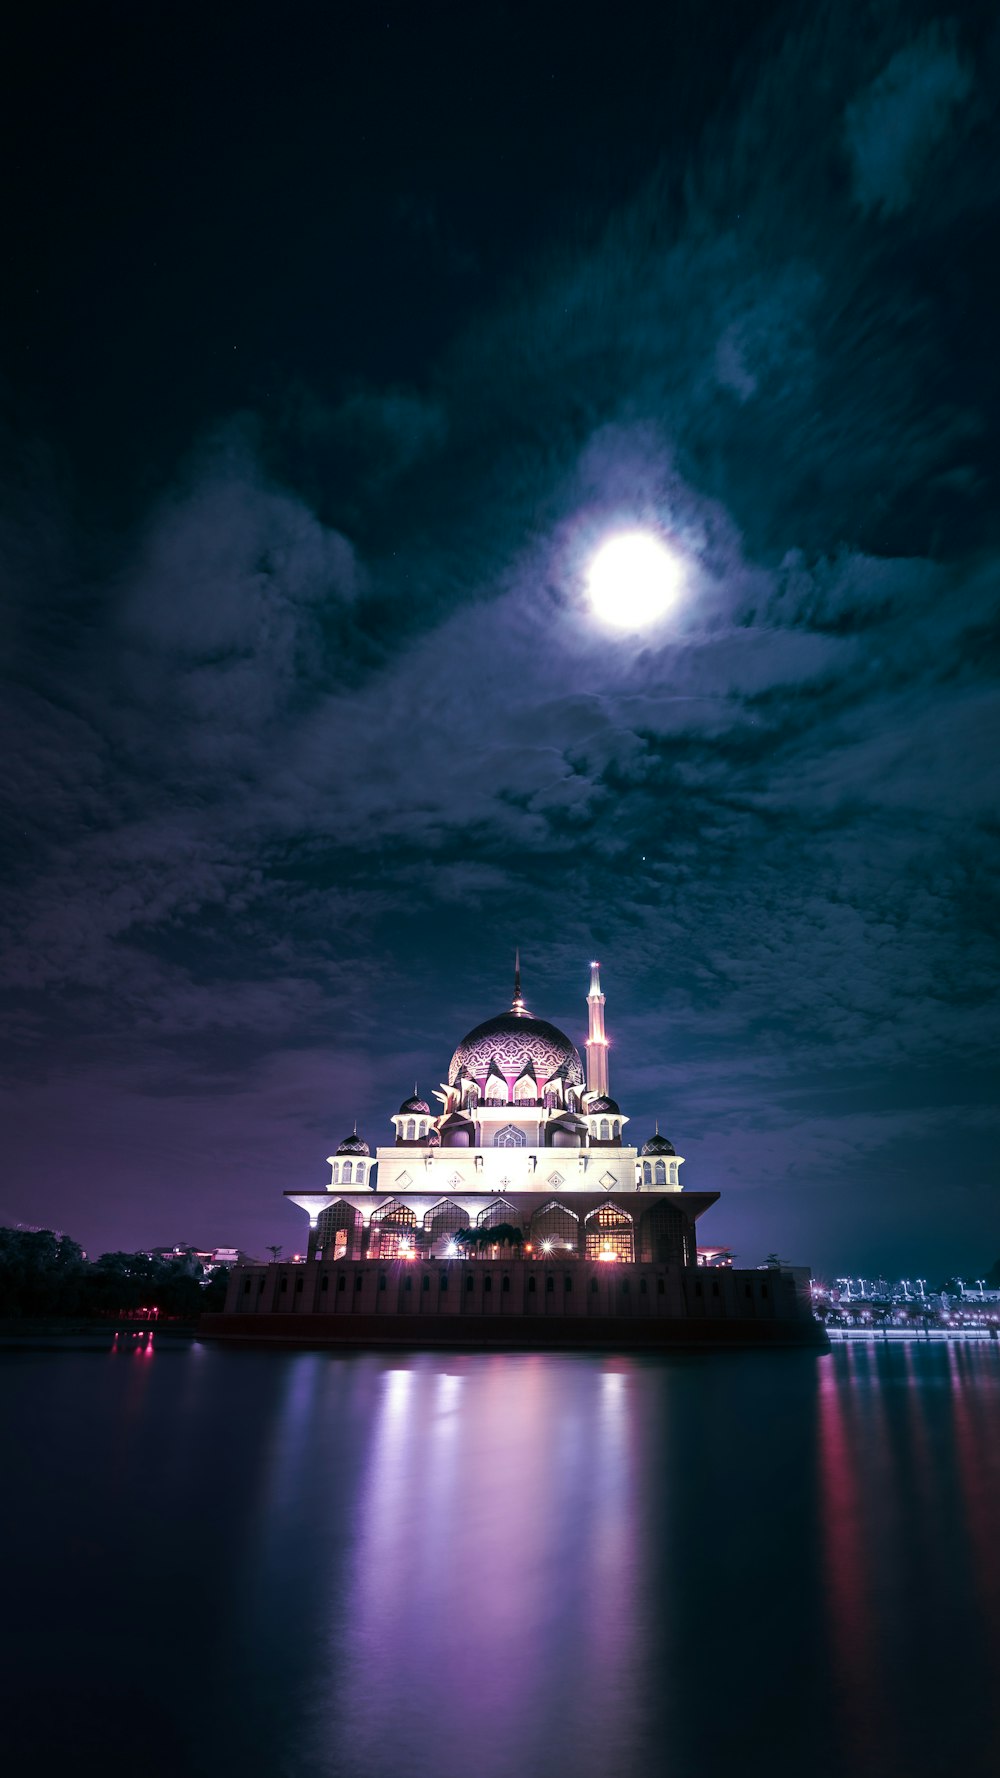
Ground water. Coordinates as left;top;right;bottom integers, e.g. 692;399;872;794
2;1338;999;1778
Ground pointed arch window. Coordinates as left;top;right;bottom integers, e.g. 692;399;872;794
368;1198;418;1259
475;1197;520;1229
655;1160;667;1185
342;1161;352;1184
406;1119;416;1141
332;1162;340;1184
484;1074;509;1105
643;1162;652;1185
493;1124;527;1148
514;1073;537;1103
584;1201;635;1262
530;1200;580;1251
600;1119;610;1140
422;1199;470;1252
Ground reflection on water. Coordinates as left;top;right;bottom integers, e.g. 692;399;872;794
1;1343;999;1778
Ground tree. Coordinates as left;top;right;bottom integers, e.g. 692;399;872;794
0;1227;87;1316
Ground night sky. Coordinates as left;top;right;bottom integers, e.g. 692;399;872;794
2;0;998;1277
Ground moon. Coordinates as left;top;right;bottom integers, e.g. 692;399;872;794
586;530;683;630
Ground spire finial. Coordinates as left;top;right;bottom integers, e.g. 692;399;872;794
655;1118;659;1135
511;948;526;1014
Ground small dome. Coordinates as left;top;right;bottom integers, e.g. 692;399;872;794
336;1131;371;1157
587;1095;621;1115
641;1131;675;1157
397;1094;430;1115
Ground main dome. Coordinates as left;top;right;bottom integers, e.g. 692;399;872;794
449;1011;584;1087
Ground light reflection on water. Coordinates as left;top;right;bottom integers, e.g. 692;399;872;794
1;1343;999;1778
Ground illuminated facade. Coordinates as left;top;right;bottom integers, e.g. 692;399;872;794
282;959;706;1264
217;963;819;1342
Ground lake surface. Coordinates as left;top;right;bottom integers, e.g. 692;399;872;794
2;1338;999;1778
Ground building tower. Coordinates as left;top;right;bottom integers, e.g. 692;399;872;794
585;960;609;1097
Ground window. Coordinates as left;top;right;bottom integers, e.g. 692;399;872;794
280;1277;288;1293
613;1122;620;1140
745;1284;752;1298
564;1276;572;1292
657;1279;665;1296
600;1119;610;1140
485;1076;508;1104
640;1278;648;1295
317;1200;364;1259
422;1275;430;1292
378;1274;386;1291
321;1275;329;1292
695;1281;703;1297
332;1162;340;1184
295;1276;303;1293
494;1124;526;1148
355;1164;366;1185
423;1199;470;1251
643;1162;652;1185
584;1201;634;1262
405;1276;413;1292
354;1275;363;1290
342;1161;352;1184
712;1281;720;1297
368;1199;418;1259
528;1276;537;1293
476;1197;520;1229
502;1275;510;1292
440;1275;448;1292
670;1163;678;1185
243;1278;251;1294
406;1119;416;1141
546;1276;554;1293
484;1275;492;1293
530;1200;579;1251
590;1278;599;1294
654;1160;667;1185
258;1276;265;1291
338;1275;346;1293
761;1284;769;1299
621;1279;629;1294
466;1275;475;1292
514;1074;536;1102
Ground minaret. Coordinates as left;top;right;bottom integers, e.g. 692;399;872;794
585;960;609;1096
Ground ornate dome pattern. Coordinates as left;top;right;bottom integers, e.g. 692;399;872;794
397;1094;430;1115
586;1095;621;1115
335;1131;371;1157
449;1012;584;1088
641;1131;675;1156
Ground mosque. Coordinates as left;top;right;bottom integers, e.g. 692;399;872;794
214;961;819;1344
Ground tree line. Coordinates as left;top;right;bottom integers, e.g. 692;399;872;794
0;1226;231;1319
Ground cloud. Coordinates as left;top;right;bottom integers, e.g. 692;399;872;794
845;25;973;216
2;1;999;1274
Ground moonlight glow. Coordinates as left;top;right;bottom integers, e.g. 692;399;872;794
587;530;683;629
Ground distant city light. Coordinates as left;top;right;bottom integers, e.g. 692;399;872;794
587;530;683;630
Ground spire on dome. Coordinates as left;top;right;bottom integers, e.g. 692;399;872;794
510;948;528;1017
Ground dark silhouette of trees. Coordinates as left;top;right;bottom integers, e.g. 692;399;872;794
0;1228;87;1315
0;1226;231;1320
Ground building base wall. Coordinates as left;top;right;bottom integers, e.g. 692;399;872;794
202;1309;825;1350
214;1258;821;1347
